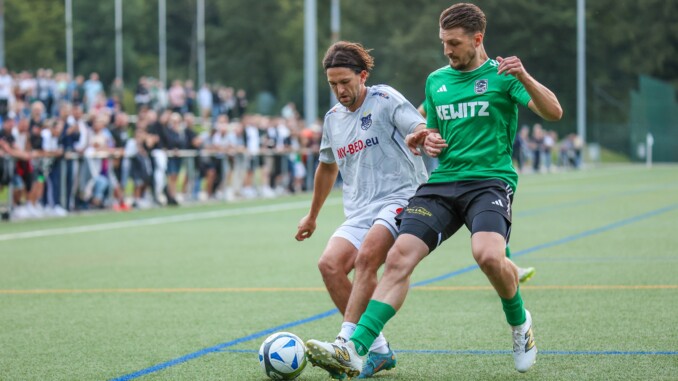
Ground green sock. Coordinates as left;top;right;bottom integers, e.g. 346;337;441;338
505;245;512;259
350;300;396;356
501;287;526;326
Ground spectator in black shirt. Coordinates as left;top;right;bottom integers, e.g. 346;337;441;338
108;112;130;201
164;112;186;205
235;88;248;118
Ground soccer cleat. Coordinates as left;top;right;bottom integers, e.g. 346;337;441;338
306;339;363;379
308;353;347;380
511;309;537;372
328;339;348;380
518;267;536;284
358;345;397;378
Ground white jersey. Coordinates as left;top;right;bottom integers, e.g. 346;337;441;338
320;85;428;227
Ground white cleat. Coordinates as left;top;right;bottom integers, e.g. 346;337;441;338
49;205;69;217
11;206;30;220
512;309;537;373
306;339;363;379
518;267;536;284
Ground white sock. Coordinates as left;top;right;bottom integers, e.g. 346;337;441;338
368;332;390;354
337;322;357;342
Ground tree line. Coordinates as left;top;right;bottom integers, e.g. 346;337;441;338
4;0;677;152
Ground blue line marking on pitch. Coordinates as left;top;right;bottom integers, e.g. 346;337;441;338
539;350;678;355
109;309;337;381
529;256;678;263
514;184;678;218
110;203;678;380
512;203;678;260
410;264;479;288
220;348;678;356
411;203;678;287
395;349;678;356
515;195;605;217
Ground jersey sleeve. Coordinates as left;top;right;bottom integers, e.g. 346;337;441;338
385;86;425;136
424;76;439;130
318;117;335;164
508;76;531;107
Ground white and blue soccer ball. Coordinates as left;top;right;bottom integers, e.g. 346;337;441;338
258;332;307;380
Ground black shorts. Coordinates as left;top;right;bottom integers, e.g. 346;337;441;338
247;156;262;171
0;157;11;185
396;179;514;253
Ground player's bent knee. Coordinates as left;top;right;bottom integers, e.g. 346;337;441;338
353;251;382;274
474;250;503;274
471;235;506;274
382;244;417;280
317;254;343;277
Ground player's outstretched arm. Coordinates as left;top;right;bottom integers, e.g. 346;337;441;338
405;124;429;156
295;162;339;241
496;56;563;121
423;129;447;158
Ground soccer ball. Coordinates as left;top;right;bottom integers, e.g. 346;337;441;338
258;332;307;380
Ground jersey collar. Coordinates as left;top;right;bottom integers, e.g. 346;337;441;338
453;58;491;74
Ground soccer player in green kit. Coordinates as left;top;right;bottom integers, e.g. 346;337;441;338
418;101;536;284
305;3;562;377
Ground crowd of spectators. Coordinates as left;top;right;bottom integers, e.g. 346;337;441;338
512;123;583;174
0;68;322;221
0;68;587;221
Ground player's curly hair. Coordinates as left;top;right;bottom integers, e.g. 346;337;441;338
323;41;375;74
439;3;486;34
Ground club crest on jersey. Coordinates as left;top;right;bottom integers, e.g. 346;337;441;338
475;79;488;94
360;113;373;130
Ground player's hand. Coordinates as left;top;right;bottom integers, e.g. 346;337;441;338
496;56;527;80
295;214;316;241
423;132;447;157
405;129;430;156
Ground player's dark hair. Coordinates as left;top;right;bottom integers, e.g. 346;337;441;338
323;41;375;74
439;3;486;34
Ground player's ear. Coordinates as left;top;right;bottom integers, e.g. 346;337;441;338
359;70;368;83
474;32;483;47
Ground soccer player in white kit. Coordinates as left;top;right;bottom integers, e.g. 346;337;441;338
295;41;428;379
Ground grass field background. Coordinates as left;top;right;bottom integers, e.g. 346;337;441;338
1;164;677;380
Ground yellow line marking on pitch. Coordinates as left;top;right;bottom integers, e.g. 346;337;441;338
1;285;677;295
414;285;678;291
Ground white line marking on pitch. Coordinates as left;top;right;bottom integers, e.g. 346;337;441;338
0;198;341;242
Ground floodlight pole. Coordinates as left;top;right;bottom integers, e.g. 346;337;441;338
65;0;74;79
115;0;123;81
330;0;340;46
159;0;167;86
197;0;206;88
0;0;4;68
304;0;317;127
577;0;586;144
329;0;340;107
304;0;318;192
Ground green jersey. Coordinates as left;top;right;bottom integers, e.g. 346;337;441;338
424;59;531;192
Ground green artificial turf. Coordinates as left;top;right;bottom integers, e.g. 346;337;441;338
1;164;677;380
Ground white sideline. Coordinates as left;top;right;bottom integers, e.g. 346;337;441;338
0;198;341;242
